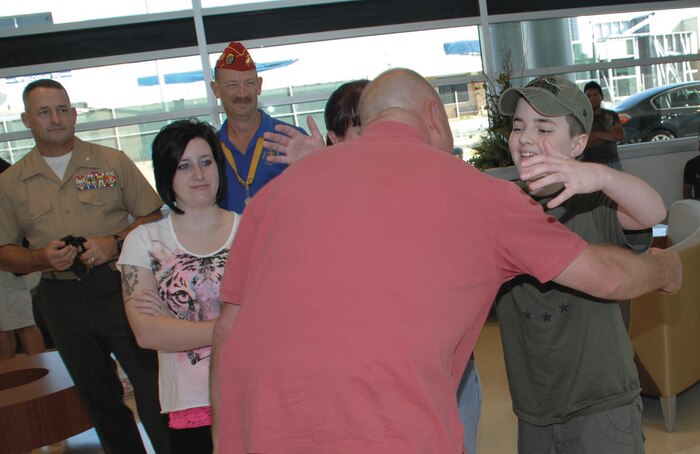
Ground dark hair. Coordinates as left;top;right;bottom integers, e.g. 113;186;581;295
23;79;70;108
151;119;227;214
324;80;369;145
583;81;604;98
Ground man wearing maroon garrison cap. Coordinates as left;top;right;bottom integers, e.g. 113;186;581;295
210;41;306;214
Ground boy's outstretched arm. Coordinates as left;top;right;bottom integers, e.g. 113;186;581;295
520;139;665;229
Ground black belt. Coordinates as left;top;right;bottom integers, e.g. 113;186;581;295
41;261;118;281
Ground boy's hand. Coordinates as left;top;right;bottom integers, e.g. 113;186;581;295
520;139;612;208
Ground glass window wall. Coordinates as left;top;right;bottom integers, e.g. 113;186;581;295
1;2;699;175
0;1;192;27
489;7;700;148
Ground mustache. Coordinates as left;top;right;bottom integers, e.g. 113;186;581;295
232;96;253;104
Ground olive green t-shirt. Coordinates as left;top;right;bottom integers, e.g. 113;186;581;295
496;188;651;426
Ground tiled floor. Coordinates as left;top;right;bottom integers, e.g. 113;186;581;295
31;320;700;453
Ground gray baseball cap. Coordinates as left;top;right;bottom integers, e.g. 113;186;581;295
498;75;593;134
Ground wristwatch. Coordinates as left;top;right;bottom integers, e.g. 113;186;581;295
113;234;124;255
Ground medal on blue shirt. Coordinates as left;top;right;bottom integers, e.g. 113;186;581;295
244;187;251;205
221;138;264;208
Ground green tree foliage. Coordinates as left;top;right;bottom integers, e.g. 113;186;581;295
469;68;514;170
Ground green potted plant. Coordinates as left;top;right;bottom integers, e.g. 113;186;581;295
468;62;516;178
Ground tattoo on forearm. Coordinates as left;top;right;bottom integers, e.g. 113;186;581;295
121;265;139;296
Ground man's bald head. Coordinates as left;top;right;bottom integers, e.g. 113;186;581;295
359;68;453;153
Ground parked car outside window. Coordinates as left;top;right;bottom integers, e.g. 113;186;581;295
613;81;700;143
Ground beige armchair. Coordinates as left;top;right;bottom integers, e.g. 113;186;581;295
666;199;700;249
628;199;700;432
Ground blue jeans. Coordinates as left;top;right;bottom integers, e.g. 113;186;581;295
457;357;482;454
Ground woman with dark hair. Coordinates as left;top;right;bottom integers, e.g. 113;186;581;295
323;79;369;145
117;119;239;454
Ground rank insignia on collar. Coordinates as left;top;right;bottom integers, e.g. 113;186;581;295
75;171;117;191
